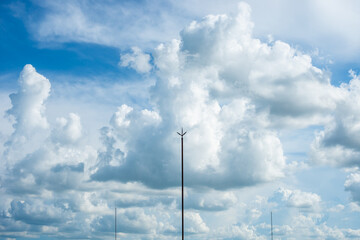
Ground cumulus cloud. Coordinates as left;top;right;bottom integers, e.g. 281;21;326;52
3;2;360;239
275;214;360;239
93;3;310;190
6;65;50;132
4;65;50;154
91;208;157;234
119;47;152;73
179;3;343;129
310;70;360;168
1;66;98;195
51;113;82;145
216;224;266;240
184;212;209;234
3;142;94;194
329;204;345;212
91;2;348;191
186;190;237;211
271;188;321;210
8;199;69;226
344;171;360;203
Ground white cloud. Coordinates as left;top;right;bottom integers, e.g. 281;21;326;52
255;212;360;240
271;188;321;210
110;104;133;128
119;47;152;73
345;171;360;203
51;113;82;145
345;228;360;238
216;224;266;240
6;65;50;131
187;190;237;211
2;1;360;239
91;208;157;234
184;212;209;234
17;0;360;62
90;2;351;191
93;3;305;189
1;66;97;196
178;3;342;128
3;65;51;168
22;0;185;49
348;202;360;212
311;71;360;167
5;65;50;145
248;0;360;61
8;199;70;226
329;204;345;212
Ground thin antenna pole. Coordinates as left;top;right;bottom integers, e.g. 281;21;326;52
271;211;273;240
115;207;117;240
177;128;187;240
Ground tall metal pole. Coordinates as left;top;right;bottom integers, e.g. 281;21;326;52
177;128;186;240
115;207;117;240
271;211;273;240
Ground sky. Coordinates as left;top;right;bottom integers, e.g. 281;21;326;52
1;0;360;239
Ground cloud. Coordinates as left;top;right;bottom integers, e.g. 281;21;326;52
311;71;360;167
2;2;360;239
18;0;185;49
6;65;50;131
216;224;266;240
171;3;341;128
328;204;345;212
186;190;237;211
14;0;360;62
5;65;50;150
91;208;157;234
8;199;68;226
1;67;96;196
270;188;321;210
345;171;360;204
253;211;360;240
119;47;152;73
51;113;82;145
91;102;286;189
3;143;94;194
286;215;359;239
348;202;360;212
91;3;293;190
184;212;209;234
91;2;347;190
247;0;360;61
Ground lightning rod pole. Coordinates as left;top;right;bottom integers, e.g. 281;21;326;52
177;128;186;240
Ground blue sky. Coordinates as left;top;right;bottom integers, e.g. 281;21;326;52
1;0;360;239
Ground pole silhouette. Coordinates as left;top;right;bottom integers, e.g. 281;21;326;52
115;207;117;240
177;128;186;240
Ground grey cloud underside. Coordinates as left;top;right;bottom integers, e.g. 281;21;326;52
345;172;360;203
91;119;284;190
9;200;65;226
310;73;360;168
